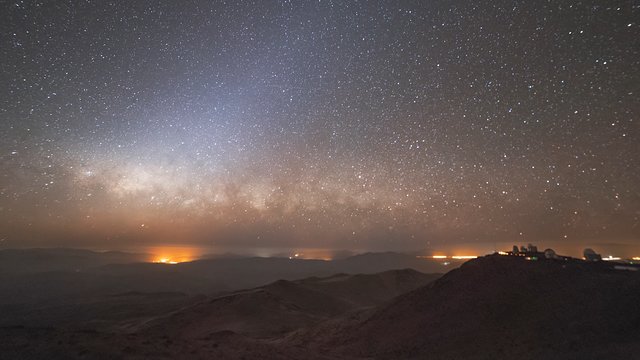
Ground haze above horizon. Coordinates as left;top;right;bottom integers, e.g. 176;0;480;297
1;1;637;252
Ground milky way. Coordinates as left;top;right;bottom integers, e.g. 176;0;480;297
1;1;638;253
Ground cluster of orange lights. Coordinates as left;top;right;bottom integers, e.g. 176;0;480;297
147;246;197;265
154;258;179;265
147;252;639;264
417;255;478;260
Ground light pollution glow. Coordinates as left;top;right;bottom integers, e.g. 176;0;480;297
0;1;637;254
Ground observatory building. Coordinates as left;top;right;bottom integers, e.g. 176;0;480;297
583;248;602;262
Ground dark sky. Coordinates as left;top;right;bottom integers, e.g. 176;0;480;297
1;0;638;254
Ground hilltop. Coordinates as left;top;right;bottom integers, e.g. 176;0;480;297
289;254;640;359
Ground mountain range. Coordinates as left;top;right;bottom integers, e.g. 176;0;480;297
2;250;639;359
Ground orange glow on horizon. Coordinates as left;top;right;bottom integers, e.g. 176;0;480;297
147;245;198;264
417;255;479;260
154;257;179;265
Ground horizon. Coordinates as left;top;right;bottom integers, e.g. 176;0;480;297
3;239;640;262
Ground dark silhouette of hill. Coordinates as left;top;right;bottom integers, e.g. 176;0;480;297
295;268;438;307
137;279;353;339
289;254;640;359
136;269;438;339
336;251;443;274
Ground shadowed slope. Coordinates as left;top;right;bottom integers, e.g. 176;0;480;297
293;255;640;359
138;269;439;339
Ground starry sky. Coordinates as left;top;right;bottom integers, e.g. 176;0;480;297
1;0;638;255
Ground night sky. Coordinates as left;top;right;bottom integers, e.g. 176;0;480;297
1;1;638;255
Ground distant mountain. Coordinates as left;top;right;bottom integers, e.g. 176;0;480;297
0;248;148;274
93;251;453;294
291;254;640;359
0;249;455;312
336;251;451;274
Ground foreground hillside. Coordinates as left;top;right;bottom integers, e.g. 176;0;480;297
290;254;640;359
137;269;437;339
0;269;438;359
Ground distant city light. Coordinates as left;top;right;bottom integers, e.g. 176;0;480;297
416;255;478;260
602;256;621;261
154;258;178;264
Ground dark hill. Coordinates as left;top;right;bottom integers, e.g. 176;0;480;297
137;280;351;339
292;254;640;359
136;269;438;339
296;268;439;307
